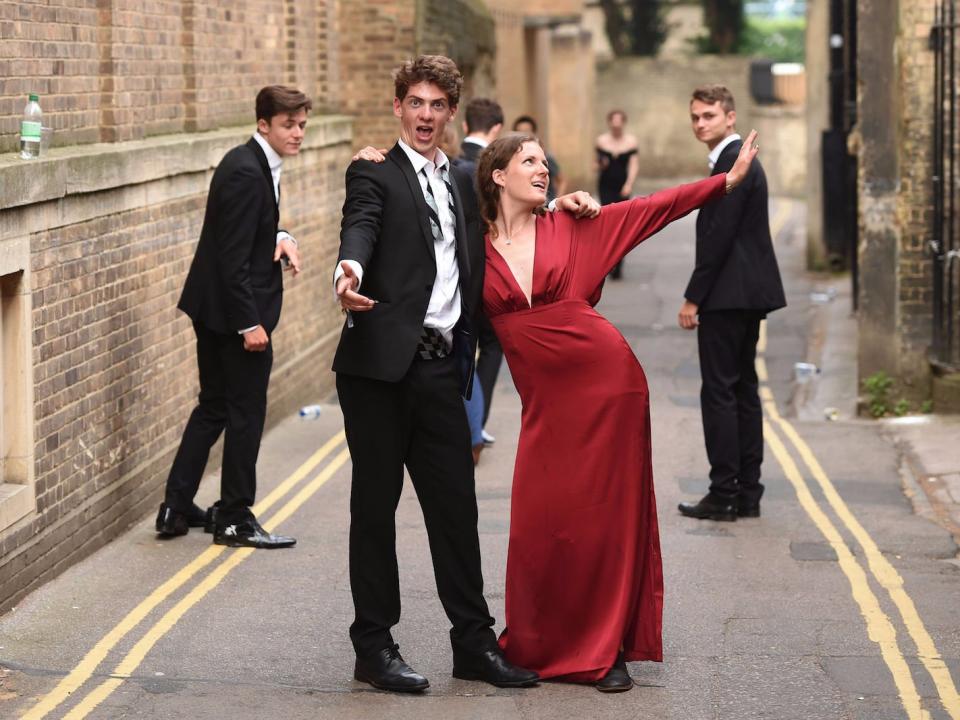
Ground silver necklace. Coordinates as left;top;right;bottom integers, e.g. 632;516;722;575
499;214;532;245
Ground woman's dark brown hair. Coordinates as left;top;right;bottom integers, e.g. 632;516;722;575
477;133;547;239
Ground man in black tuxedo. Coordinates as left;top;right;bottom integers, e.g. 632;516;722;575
456;98;504;446
156;86;310;549
333;56;598;693
677;85;786;522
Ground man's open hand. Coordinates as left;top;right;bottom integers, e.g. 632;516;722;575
336;261;376;312
274;237;301;275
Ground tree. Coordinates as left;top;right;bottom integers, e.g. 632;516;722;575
599;0;631;56
629;0;668;57
701;0;745;54
599;0;668;57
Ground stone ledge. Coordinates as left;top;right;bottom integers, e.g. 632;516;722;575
0;115;353;212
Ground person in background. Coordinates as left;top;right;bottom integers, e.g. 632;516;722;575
457;98;506;452
677;85;786;523
596;109;639;279
156;86;308;549
512;115;566;201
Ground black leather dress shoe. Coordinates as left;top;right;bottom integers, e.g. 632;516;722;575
155;503;189;537
738;502;761;518
212;518;296;549
452;647;539;688
678;494;738;522
203;504;219;534
354;644;429;692
187;503;207;528
596;654;633;693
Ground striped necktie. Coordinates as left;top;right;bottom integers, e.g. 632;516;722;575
421;167;456;242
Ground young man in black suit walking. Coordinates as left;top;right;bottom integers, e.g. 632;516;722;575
156;86;310;549
677;84;786;522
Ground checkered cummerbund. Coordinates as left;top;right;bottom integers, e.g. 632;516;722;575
416;327;450;360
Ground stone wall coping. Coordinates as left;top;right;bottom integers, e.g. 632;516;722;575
0;115;353;212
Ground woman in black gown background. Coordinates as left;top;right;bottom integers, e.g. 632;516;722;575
596;109;639;279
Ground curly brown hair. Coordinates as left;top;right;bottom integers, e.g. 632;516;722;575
476;133;547;239
394;55;463;107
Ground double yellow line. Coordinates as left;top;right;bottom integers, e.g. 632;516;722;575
23;430;350;720
760;203;959;720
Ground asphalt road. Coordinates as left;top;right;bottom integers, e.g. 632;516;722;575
2;198;959;720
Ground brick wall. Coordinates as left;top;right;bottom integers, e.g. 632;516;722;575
0;122;352;612
895;0;936;384
0;0;329;151
856;0;937;403
0;0;505;613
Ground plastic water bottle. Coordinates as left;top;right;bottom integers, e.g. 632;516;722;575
19;94;42;159
298;404;323;419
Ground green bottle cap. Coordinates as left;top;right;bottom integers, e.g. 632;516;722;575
29;94;39;102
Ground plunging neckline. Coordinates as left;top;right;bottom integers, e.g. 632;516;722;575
487;218;539;309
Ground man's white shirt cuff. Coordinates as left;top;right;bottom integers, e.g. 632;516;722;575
333;260;364;298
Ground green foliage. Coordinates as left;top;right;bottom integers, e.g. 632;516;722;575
738;17;806;62
862;371;895;418
893;399;911;417
699;0;745;54
691;14;805;63
920;399;934;414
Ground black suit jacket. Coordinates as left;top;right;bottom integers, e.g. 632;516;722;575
455;139;482;179
684;140;787;314
332;143;484;391
178;138;284;334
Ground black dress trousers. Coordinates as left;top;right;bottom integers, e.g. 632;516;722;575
336;356;497;658
696;309;765;505
164;321;273;524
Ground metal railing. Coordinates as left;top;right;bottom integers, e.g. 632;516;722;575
931;0;960;369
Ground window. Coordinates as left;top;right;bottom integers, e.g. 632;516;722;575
0;238;35;533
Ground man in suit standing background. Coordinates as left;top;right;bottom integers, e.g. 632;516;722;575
156;86;310;549
676;84;787;523
456;97;504;447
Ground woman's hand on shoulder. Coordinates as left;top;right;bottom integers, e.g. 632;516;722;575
352;146;388;164
726;129;759;191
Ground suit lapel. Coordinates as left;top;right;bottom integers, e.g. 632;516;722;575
712;140;742;176
389;144;437;262
448;172;471;283
247;138;279;221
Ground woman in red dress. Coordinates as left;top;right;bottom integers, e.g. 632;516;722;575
477;131;758;691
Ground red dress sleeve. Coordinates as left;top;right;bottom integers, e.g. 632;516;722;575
569;174;727;298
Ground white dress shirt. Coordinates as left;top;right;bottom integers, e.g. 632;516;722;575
335;139;462;346
707;133;741;170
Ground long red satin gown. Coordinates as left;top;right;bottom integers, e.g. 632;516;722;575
484;174;727;682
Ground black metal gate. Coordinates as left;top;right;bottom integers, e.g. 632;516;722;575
931;0;960;370
822;0;858;302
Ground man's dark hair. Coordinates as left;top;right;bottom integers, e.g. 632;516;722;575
465;98;504;134
606;109;627;123
394;55;463;107
691;84;736;113
256;86;313;122
512;115;538;133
